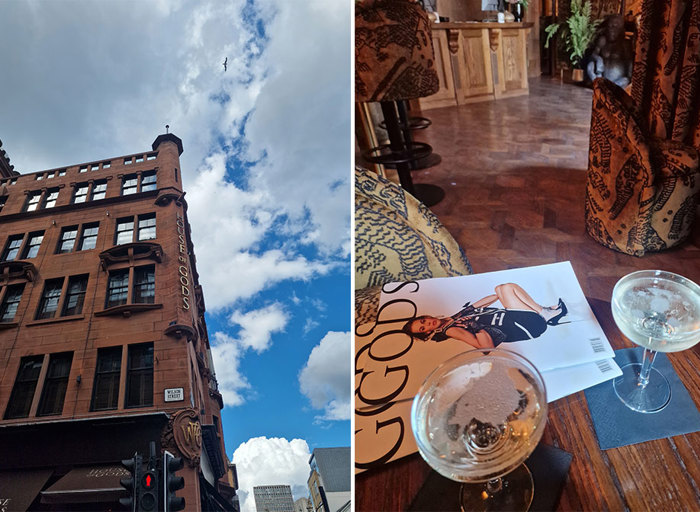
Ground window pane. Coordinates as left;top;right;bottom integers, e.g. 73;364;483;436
57;227;78;254
126;344;153;408
106;269;129;308
122;175;138;195
43;189;59;208
36;279;64;320
4;356;43;419
2;235;24;261
22;231;44;259
133;266;155;304
0;196;7;213
78;223;99;251
37;353;73;416
141;172;157;192
73;184;89;204
62;275;88;316
91;180;107;201
138;214;156;241
0;284;25;322
25;192;41;212
115;218;134;245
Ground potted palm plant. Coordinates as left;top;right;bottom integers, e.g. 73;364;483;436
544;0;600;81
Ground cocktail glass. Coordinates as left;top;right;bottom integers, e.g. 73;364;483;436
411;349;547;511
611;270;700;413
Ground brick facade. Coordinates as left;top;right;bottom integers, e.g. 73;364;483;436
0;134;236;510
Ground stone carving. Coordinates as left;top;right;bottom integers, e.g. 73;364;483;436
586;15;633;87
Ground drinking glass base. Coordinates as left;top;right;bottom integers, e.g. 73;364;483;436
459;463;534;512
613;363;671;413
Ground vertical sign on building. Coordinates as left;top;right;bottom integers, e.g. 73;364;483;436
176;213;191;311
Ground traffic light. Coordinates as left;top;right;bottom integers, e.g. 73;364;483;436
120;453;141;511
138;442;160;511
163;450;185;512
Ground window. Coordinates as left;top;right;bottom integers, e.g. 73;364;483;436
73;183;89;204
133;266;155;304
9;178;16;185
124;157;132;165
42;188;59;208
79;165;88;173
2;235;24;261
36;174;44;181
90;164;99;171
141;171;157;192
36;278;64;320
135;155;144;163
24;191;42;212
126;343;153;408
138;214;156;241
57;226;79;254
78;223;99;251
58;169;66;176
106;269;129;308
121;174;138;195
105;265;156;309
62;275;88;316
0;284;25;322
47;171;55;179
4;356;43;419
103;161;111;169
121;172;157;195
21;231;44;259
91;180;107;200
0;196;6;212
37;352;73;416
91;346;122;411
115;218;134;245
147;153;157;161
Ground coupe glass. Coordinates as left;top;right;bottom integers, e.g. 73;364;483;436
411;349;547;511
611;270;700;413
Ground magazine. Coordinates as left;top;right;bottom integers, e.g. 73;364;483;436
355;262;620;473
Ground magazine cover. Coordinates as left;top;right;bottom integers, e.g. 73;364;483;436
355;262;619;473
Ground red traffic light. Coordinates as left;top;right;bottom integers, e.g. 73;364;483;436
142;472;156;488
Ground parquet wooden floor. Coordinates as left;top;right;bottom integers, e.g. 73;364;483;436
411;77;700;300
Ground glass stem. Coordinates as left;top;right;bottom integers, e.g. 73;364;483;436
486;477;503;495
638;348;658;388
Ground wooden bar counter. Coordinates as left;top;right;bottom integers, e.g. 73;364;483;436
418;22;533;110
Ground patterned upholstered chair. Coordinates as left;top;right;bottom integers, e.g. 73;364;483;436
585;0;700;256
355;167;472;289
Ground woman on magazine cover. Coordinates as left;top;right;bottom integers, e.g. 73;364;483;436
402;282;568;349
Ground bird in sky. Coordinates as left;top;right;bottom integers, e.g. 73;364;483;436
223;57;228;72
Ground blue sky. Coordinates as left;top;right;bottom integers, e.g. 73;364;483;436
0;1;350;510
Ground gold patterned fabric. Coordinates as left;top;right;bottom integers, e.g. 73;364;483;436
585;79;700;256
355;167;472;288
355;0;439;102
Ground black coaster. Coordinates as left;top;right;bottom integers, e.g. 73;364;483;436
408;444;572;512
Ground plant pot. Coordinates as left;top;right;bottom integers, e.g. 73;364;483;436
572;68;584;82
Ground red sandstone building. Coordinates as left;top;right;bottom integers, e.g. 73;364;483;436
0;134;238;510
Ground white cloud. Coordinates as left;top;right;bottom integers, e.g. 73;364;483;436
232;437;311;512
210;332;249;407
210;303;287;406
299;331;351;421
230;303;288;352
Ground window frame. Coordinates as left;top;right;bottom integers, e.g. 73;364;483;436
36;352;73;417
78;223;100;251
35;278;65;320
57;226;79;254
24;191;42;212
90;346;123;412
62;275;88;316
125;343;154;408
2;234;25;262
21;231;44;259
0;283;25;322
4;355;44;419
42;188;59;209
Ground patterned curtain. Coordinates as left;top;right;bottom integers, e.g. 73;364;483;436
631;0;700;147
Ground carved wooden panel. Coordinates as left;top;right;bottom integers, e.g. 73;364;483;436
455;28;493;103
494;28;529;99
417;30;458;110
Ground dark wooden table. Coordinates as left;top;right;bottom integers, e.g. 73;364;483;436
355;297;700;511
